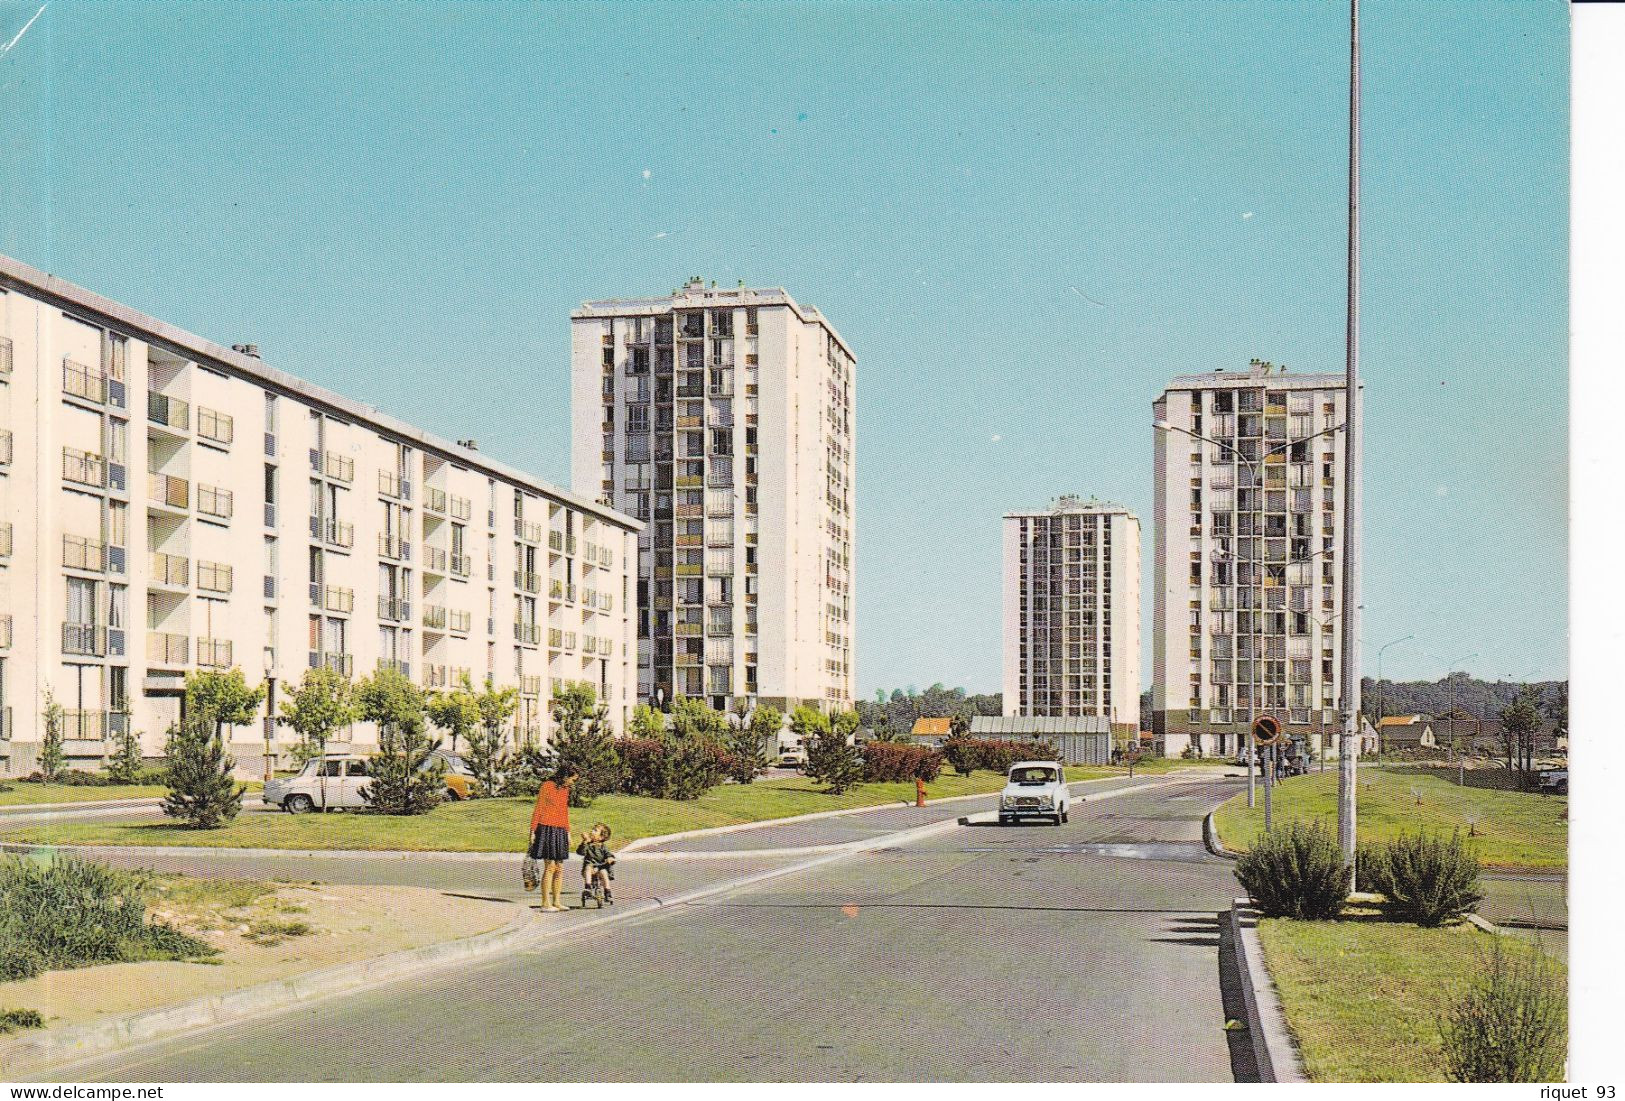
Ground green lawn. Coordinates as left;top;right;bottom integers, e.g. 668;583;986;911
0;783;168;807
6;771;1025;853
1113;756;1240;775
1258;916;1566;1082
1213;766;1567;870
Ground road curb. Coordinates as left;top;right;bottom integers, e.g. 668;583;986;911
0;797;161;817
1204;810;1238;860
6;806;971;1077
1226;900;1308;1083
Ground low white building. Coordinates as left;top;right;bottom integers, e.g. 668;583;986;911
0;253;639;776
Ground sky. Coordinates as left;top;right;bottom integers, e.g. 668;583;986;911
0;0;1569;694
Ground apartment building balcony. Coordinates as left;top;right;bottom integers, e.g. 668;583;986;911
377;657;411;679
62;708;127;743
62;447;107;489
421;545;448;574
316;585;354;615
450;553;472;578
449;494;472;522
674;563;701;577
0;707;10;740
378;596;412;623
514;622;541;646
197;560;233;594
581;637;597;655
197;407;234;448
323;518;355;550
0;613;10;650
322;452;355;484
378;470;412;501
519;674;544;697
148;631;189;666
515;570;542;594
148;471;190;512
197;637;233;668
424;486;448;514
197;484;233;521
562;631;577;651
147;392;190;433
676;414;702;429
62;534;106;573
706;471;733;488
62;622;108;657
0;335;10;375
515;520;546;546
63;358;114;406
0;428;11;468
423;604;448;631
423;663;449;689
548;627;564;649
378;534;412;561
448;609;472;634
310;651;354;677
148;550;190;589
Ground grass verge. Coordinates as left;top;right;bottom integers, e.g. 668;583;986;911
1257;913;1566;1082
0;784;167;807
5;770;1032;852
1213;766;1566;870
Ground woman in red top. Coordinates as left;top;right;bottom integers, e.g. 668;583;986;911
528;766;578;911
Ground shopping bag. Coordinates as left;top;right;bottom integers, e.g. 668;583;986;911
522;855;541;893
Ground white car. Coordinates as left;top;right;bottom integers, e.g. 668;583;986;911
998;760;1070;826
263;752;472;812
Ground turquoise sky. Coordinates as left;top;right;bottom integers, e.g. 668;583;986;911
1;0;1568;693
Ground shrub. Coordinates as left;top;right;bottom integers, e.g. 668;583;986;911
861;742;944;784
161;717;245;829
1440;938;1566;1082
499;741;554;797
1233;820;1349;920
549;683;620;806
805;728;863;794
941;737;1057;776
0;1008;44;1034
1380;831;1484;927
0;855;214;980
1355;839;1394;899
616;737;671;798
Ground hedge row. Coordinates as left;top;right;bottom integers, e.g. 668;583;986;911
860;742;943;783
942;737;1059;776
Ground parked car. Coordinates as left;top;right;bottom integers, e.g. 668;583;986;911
998;760;1070;826
264;753;470;812
1537;768;1568;795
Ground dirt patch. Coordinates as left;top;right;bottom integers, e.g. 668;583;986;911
3;882;516;1033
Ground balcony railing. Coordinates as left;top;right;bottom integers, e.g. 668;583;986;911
64;358;110;404
450;553;472;577
449;494;472;521
62;447;107;488
448;609;472;633
63;534;106;572
324;452;355;483
424;605;447;630
378;658;411;678
197;484;233;520
517;520;547;545
62;709;117;742
148;632;189;665
425;486;448;514
197;637;233;668
323;586;355;614
148;472;190;510
150;551;190;587
0;336;10;376
0;428;10;467
424;664;449;689
514;570;541;593
519;674;544;696
198;407;234;446
0;614;10;650
378;533;411;560
514;622;541;645
310;650;354;677
147;391;190;430
324;518;354;549
62;622;108;656
546;529;563;551
378;470;411;500
423;545;448;573
197;560;233;593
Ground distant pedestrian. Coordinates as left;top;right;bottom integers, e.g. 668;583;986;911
528;765;578;911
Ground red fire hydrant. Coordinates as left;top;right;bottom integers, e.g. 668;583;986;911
915;776;927;807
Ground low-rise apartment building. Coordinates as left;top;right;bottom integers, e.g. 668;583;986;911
0;253;638;775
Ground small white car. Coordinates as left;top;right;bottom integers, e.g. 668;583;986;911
263;751;473;812
998;760;1070;826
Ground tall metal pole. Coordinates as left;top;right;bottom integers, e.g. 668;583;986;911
1337;0;1363;884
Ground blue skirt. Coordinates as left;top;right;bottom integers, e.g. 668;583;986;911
529;825;570;862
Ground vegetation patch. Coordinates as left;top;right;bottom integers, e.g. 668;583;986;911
1258;913;1566;1082
1214;766;1566;869
0;1008;44;1034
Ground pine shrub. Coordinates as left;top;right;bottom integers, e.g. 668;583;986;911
1440;938;1566;1082
1233;820;1349;920
499;741;555;797
362;720;445;815
105;714;145;785
160;718;245;829
1381;831;1484;927
805;728;864;794
549;684;620;806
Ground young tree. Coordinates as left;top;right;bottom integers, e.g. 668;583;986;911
803;707;864;794
549;682;619;806
628;703;667;740
161;714;245;828
277;666;357;765
1499;690;1541;790
466;678;518;799
357;667;443;815
38;688;65;783
426;675;480;757
184;669;267;741
106;706;144;784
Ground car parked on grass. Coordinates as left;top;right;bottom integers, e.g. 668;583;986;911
1537;767;1568;795
263;752;474;812
998;760;1070;826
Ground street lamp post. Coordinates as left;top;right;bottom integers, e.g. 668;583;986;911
1374;635;1414;750
1337;0;1364;884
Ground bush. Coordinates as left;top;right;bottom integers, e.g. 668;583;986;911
0;855;214;980
1379;831;1484;927
1355;839;1394;898
614;736;728;800
1440;938;1566;1082
616;737;671;798
498;742;554;797
805;729;864;794
161;718;245;829
941;737;1057;776
861;742;944;784
1233;820;1349;920
0;1008;44;1034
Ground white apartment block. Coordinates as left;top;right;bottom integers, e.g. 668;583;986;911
1152;360;1357;758
0;253;639;776
1002;498;1141;737
571;278;854;715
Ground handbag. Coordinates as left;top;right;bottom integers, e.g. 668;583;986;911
522;855;541;892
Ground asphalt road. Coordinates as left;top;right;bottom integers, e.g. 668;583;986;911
61;775;1248;1083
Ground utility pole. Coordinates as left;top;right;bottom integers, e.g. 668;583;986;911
1337;0;1363;885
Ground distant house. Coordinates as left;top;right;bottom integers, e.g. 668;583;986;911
1377;715;1438;752
910;717;956;747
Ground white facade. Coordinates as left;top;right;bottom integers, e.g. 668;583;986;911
1152;360;1357;758
571;278;854;715
1002;498;1141;733
0;253;639;776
